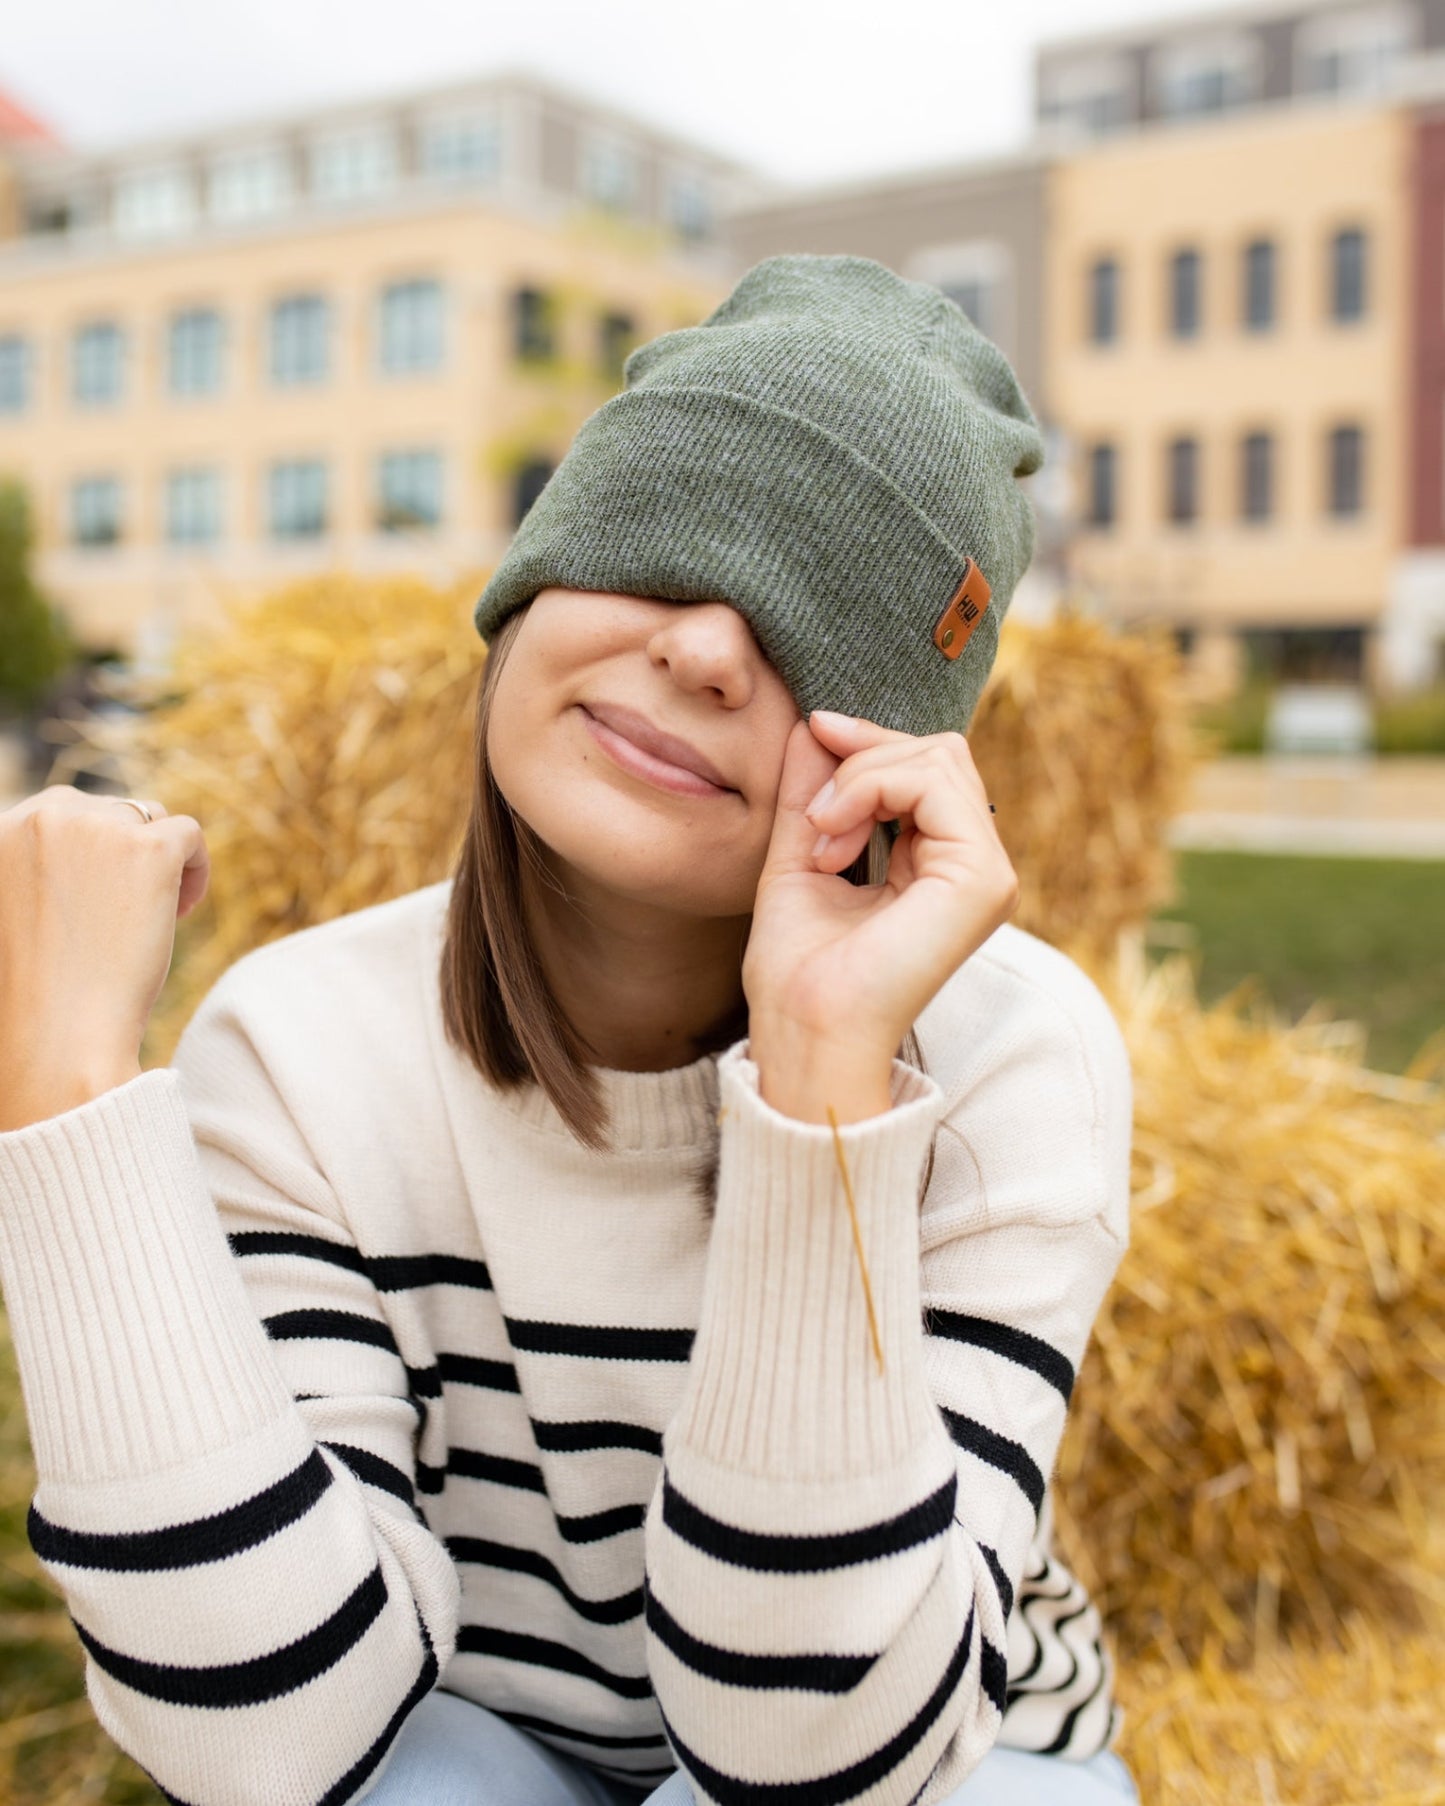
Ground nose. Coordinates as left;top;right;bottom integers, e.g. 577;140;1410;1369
646;602;759;708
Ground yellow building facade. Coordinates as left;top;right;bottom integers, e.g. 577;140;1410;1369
1045;97;1409;693
0;75;747;659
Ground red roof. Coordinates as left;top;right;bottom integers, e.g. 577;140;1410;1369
0;85;60;147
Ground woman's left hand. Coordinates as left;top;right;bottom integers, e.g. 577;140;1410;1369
742;709;1019;1117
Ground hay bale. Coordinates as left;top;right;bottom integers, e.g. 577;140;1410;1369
48;573;485;1066
1113;1616;1445;1806
1053;947;1445;1666
967;607;1203;966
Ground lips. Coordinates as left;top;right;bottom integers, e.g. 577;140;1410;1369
582;702;734;791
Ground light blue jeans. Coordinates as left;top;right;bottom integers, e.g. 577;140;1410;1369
362;1687;1140;1804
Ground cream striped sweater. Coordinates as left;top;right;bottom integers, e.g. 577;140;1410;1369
0;877;1132;1806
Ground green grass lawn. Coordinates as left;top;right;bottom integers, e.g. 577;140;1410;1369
1146;850;1445;1076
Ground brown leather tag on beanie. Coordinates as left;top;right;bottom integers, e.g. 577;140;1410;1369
933;559;992;661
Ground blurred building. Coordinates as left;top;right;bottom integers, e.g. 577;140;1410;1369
729;0;1445;698
0;70;759;659
1036;0;1445;698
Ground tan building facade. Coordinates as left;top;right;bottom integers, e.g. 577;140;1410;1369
1045;95;1409;693
0;72;753;661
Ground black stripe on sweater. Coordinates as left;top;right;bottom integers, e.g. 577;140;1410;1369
74;1563;388;1708
319;1442;415;1508
261;1309;440;1403
938;1407;1045;1516
495;1708;667;1751
1039;1651;1111;1756
975;1541;1015;1622
28;1449;332;1572
656;1604;977;1806
315;1608;440;1806
457;1625;653;1699
533;1419;664;1457
926;1310;1076;1403
643;1578;875;1693
447;1448;548;1493
433;1454;645;1540
439;1353;520;1392
229;1232;493;1295
447;1536;643;1624
505;1320;695;1363
661;1472;956;1573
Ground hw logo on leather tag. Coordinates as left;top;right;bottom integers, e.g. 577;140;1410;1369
932;558;992;660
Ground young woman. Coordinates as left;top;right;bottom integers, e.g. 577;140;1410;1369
0;255;1137;1806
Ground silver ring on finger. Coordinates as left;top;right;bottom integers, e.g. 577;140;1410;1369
117;798;155;824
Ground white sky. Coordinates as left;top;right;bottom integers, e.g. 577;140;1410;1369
4;0;1215;186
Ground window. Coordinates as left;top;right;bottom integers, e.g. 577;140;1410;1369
168;308;224;396
664;170;711;241
1167;436;1200;523
513;287;556;362
310;125;397;202
269;460;328;539
1087;442;1117;528
71;476;122;546
165;467;222;545
377;449;443;530
513;457;554;526
378;280;444;375
270;295;330;386
209;145;292;222
1296;5;1412;98
580;132;639;212
1088;257;1120;344
599;310;636;383
1170;248;1203;338
1038;53;1134;138
72;322;124;406
420;106;502;182
1155;34;1260;118
114;164;196;238
1330;228;1368;322
0;336;31;414
1240;431;1273;521
1243;239;1276;330
1327;424;1364;515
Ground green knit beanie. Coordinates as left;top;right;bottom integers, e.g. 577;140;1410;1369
473;252;1045;738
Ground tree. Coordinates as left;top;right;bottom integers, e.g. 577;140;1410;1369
0;477;76;716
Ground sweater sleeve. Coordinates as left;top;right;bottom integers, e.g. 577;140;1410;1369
642;981;1132;1806
0;973;461;1806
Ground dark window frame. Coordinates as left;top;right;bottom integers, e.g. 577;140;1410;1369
1088;257;1120;345
1240;430;1273;522
1087;441;1117;528
1326;423;1364;516
1329;227;1367;324
1166;435;1201;524
1242;238;1275;331
1169;247;1203;339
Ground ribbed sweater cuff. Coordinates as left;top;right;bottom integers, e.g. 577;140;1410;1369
671;1042;951;1482
0;1068;294;1484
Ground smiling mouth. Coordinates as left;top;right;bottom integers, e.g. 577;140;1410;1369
578;707;735;800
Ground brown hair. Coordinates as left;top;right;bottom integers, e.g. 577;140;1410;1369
439;603;934;1211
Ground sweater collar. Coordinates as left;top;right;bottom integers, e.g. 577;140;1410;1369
489;1047;725;1152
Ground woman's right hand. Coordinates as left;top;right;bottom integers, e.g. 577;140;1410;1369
0;785;210;1130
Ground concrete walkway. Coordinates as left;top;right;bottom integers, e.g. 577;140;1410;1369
1168;755;1445;858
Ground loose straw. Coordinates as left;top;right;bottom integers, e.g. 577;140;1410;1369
826;1105;885;1374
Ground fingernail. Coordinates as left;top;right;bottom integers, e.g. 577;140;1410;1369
805;778;835;821
812;832;833;857
812;709;853;725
